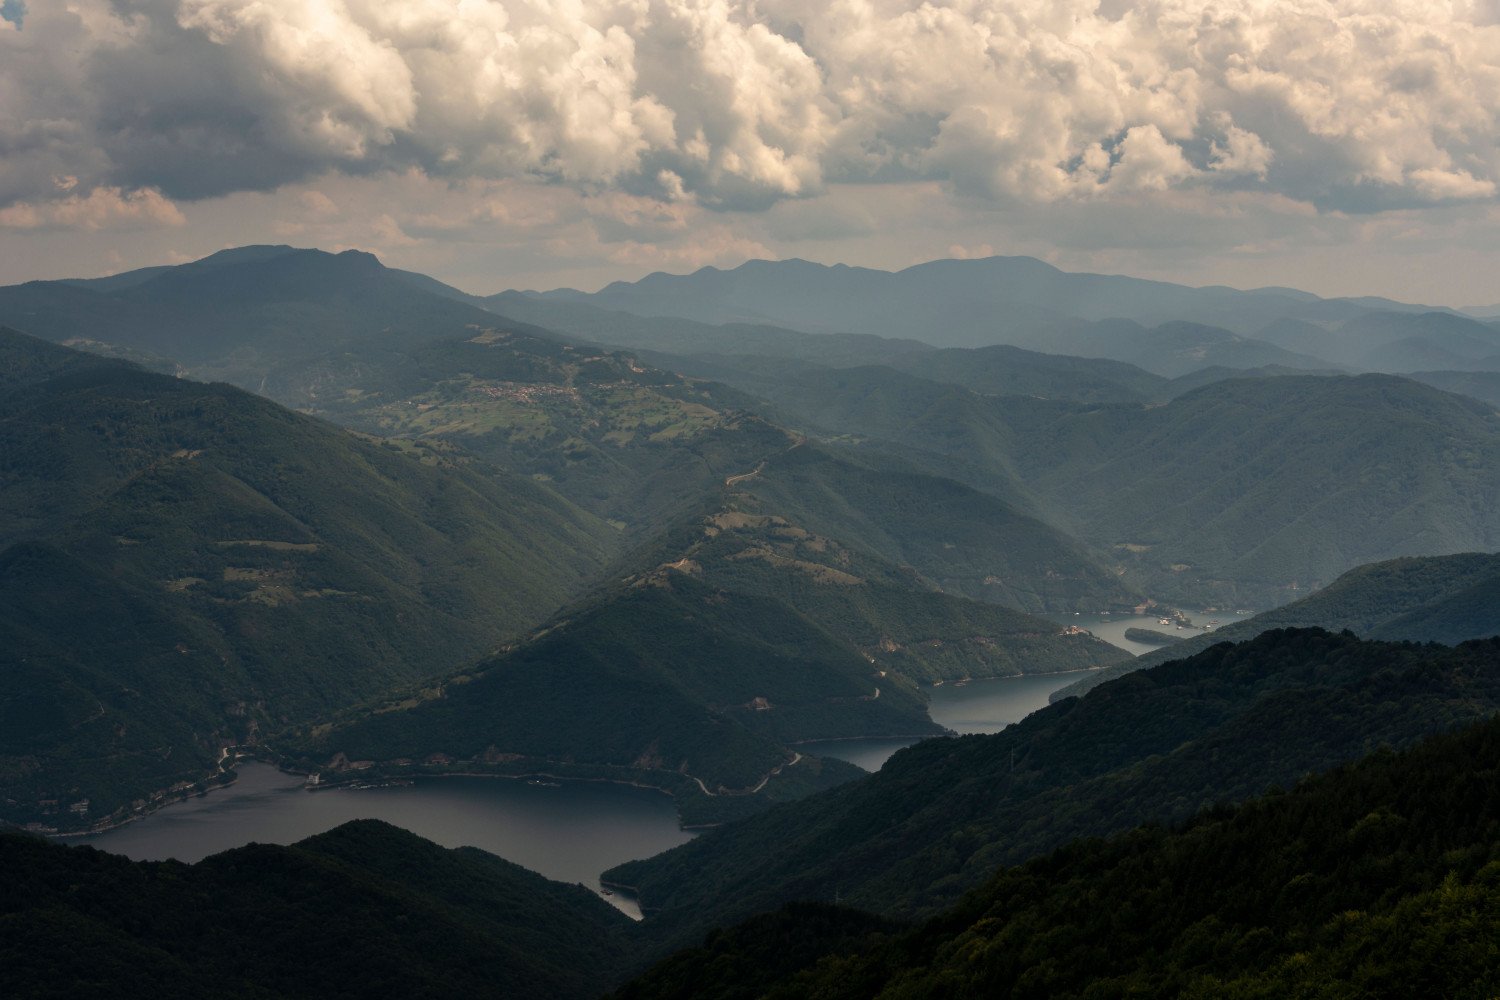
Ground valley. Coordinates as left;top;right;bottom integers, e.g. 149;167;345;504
3;245;1500;999
9;5;1500;994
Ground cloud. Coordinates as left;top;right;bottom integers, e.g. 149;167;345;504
0;185;185;231
3;0;1500;221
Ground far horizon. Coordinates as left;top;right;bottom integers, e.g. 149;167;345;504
18;243;1498;315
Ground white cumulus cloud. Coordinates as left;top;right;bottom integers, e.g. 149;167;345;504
2;0;1500;218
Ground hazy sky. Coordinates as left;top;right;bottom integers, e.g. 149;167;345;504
4;0;1500;304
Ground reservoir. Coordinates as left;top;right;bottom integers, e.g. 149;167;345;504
75;608;1255;906
79;763;693;920
811;670;1084;771
812;606;1254;773
1067;609;1253;656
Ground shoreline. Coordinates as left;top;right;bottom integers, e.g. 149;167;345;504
790;732;945;747
44;749;248;841
37;663;1148;839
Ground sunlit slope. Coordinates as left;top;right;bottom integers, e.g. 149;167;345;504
630;501;1123;684
274;323;792;538
260;319;1135;615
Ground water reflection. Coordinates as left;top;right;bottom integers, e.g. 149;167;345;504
78;762;693;920
812;670;1088;772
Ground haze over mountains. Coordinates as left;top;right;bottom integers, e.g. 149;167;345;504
4;245;1500;997
511;255;1500;375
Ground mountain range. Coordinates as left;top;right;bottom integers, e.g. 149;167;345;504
509;254;1500;376
4;245;1500;997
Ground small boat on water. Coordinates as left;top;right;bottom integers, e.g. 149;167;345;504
526;779;562;788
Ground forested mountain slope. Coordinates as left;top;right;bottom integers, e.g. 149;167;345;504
259;322;791;539
618;714;1500;1000
720;365;1500;607
0;331;619;831
1009;374;1500;604
605;629;1500;944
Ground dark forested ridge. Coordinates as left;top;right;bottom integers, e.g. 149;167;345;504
617;714;1500;1000
0;288;1133;835
726;443;1136;614
0;331;620;831
605;628;1500;944
0;820;636;1000
630;496;1123;683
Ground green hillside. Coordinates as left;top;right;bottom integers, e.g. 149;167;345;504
618;714;1500;1000
0;331;619;831
1053;551;1500;701
605;628;1500;942
0;819;635;1000
271;323;792;538
704;366;1500;608
619;496;1124;684
277;459;1124;826
238;304;1135;614
1011;375;1500;605
287;574;885;826
734;444;1135;613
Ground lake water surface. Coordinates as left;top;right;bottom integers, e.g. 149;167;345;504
79;763;692;919
812;607;1255;773
812;670;1086;771
1067;609;1254;656
76;607;1256;909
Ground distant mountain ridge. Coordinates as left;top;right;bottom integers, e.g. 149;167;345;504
0;246;528;390
508;254;1500;376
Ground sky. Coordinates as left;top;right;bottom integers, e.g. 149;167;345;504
4;0;1500;305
